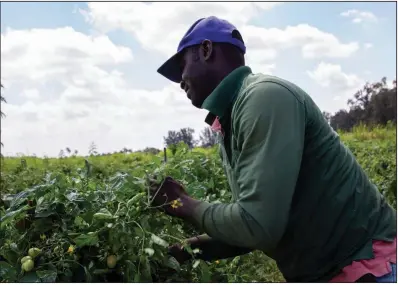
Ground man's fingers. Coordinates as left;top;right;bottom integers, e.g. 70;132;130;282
168;243;183;253
148;179;159;189
168;243;192;263
149;178;163;195
150;191;171;207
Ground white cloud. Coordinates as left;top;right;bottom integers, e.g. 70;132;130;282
1;26;208;157
250;63;276;75
1;27;133;85
80;2;281;55
23;89;40;100
78;2;359;87
364;43;373;49
340;9;378;24
242;24;359;59
81;2;358;62
307;62;364;100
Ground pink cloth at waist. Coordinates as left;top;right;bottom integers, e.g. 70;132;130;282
330;237;397;282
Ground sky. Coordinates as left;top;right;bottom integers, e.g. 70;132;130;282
1;1;396;157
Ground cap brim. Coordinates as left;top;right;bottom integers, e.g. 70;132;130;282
157;52;182;83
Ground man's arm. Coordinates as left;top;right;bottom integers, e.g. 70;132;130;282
190;81;306;252
168;234;252;262
189;234;252;261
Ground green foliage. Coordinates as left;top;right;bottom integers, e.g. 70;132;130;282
329;77;397;131
0;126;396;282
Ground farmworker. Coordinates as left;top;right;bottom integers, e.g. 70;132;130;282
151;16;397;282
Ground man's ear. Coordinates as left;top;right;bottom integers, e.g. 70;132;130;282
200;39;213;61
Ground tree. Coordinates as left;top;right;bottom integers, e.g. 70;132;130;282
120;147;132;154
1;83;6;150
330;77;397;131
139;147;160;155
164;130;179;147
199;127;217;147
369;79;397;125
179;128;196;148
89;142;98;156
330;110;356;131
164;127;196;149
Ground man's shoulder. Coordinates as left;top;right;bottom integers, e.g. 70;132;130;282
239;72;308;105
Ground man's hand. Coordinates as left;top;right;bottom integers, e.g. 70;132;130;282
168;234;252;263
168;235;210;264
149;176;200;219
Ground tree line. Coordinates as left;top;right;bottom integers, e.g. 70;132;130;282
323;77;396;131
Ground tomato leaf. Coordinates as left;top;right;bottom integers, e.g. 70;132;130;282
150;234;168;247
36;270;57;282
19;272;40;283
73;232;99;247
166;256;181;272
0;205;30;227
0;261;17;282
144;248;154;256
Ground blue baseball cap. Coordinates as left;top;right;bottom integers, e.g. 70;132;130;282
157;16;246;83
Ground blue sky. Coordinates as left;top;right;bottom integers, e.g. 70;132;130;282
1;1;396;156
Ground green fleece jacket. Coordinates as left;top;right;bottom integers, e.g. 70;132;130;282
190;66;396;282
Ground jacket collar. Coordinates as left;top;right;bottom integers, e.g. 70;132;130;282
202;66;252;125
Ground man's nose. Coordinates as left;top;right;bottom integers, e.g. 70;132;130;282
180;80;186;91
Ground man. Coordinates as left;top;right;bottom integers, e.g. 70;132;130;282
151;16;397;282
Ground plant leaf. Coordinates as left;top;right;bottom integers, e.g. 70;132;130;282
150;234;168;247
36;270;57;282
73;232;99;247
0;261;17;282
0;205;29;228
19;272;40;283
166;256;181;272
192;260;200;269
144;248;154;256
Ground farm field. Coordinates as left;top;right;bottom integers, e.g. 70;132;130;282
0;124;396;282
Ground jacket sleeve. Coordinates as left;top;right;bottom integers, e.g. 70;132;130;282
191;81;306;252
194;239;253;261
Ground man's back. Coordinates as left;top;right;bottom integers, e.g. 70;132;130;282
226;71;397;282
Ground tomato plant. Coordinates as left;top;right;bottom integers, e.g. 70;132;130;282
0;127;395;282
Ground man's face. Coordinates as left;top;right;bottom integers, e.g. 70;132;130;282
179;44;219;108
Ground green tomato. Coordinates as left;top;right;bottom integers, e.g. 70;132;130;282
21;256;32;264
127;193;145;207
107;255;117;269
28;247;41;258
22;259;34;272
93;213;113;220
